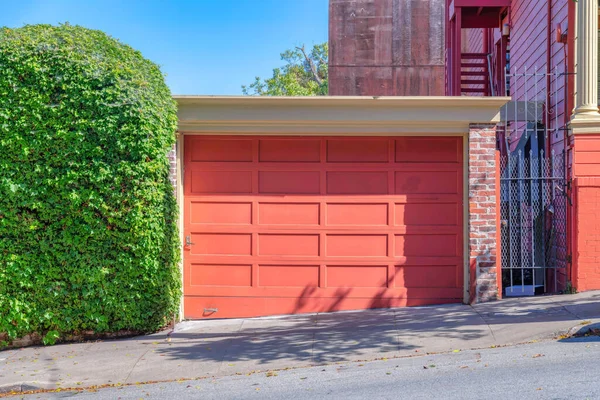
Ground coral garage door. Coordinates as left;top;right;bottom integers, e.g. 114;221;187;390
183;136;464;319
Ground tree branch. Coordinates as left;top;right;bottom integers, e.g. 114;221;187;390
296;45;323;85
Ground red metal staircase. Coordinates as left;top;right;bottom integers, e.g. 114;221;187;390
445;0;510;96
461;53;490;95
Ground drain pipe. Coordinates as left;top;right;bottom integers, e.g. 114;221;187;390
546;0;552;158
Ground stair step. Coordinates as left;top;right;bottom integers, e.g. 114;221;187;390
461;53;489;59
461;79;488;85
461;63;486;68
461;88;488;93
462;71;488;77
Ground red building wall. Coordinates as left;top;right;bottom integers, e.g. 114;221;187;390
463;1;600;293
463;0;569;154
572;136;600;291
329;0;446;96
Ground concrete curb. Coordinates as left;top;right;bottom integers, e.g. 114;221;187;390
0;383;45;394
566;321;600;337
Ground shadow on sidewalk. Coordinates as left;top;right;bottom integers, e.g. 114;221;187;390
144;291;600;366
146;305;487;366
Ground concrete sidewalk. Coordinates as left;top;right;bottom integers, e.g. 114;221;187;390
2;291;600;394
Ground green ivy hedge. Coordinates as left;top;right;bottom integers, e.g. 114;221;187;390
0;24;181;345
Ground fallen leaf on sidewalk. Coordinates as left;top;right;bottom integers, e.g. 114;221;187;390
300;377;307;380
266;371;278;377
453;350;460;353
532;354;544;358
386;372;391;375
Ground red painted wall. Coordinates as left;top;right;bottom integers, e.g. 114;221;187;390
572;135;600;291
329;0;446;96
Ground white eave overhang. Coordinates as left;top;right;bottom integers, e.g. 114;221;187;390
174;96;511;135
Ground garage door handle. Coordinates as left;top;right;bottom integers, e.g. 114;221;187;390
185;236;195;246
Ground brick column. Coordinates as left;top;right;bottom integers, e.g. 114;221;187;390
469;124;498;303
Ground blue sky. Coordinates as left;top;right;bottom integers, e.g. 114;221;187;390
0;0;328;95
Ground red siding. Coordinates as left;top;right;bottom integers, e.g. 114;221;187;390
461;1;570;153
465;28;483;54
506;0;569;154
572;136;600;291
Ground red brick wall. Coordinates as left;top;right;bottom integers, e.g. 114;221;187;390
469;124;499;302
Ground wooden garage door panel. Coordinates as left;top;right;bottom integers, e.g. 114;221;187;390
327;235;388;257
259;139;321;162
259;171;321;194
327;171;388;194
258;234;320;256
395;203;458;226
258;265;320;287
327;203;388;226
394;171;459;194
396;137;460;163
189;264;252;287
189;138;253;162
327;139;389;162
184;136;464;319
191;171;252;194
259;203;320;225
190;202;252;225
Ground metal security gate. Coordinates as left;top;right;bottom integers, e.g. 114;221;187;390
499;67;569;296
500;149;567;295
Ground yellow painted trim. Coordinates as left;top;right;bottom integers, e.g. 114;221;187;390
175;96;510;135
173;95;510;108
176;134;185;321
569;116;600;135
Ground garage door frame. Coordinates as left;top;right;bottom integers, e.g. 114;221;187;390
174;96;510;319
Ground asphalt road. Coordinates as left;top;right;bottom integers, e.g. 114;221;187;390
12;336;600;400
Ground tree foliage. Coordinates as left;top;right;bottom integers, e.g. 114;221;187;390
0;24;181;345
242;42;328;96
